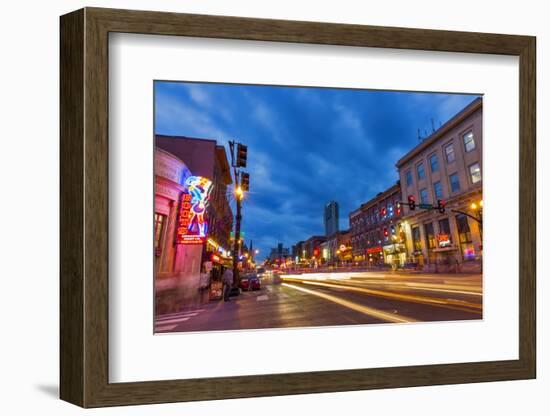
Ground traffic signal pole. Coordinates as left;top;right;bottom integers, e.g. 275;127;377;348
232;177;242;287
229;140;248;290
450;209;482;225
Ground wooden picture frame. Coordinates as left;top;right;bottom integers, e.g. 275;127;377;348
60;7;536;408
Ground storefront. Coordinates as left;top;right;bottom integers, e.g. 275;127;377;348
366;246;384;266
382;243;407;268
154;148;192;278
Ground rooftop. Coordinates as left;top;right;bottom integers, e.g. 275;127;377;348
395;97;482;168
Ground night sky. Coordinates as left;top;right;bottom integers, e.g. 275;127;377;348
155;81;480;259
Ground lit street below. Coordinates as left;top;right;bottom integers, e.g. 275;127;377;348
155;271;482;333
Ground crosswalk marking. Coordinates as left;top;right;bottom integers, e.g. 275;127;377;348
256;295;269;301
157;309;204;319
155;309;206;332
155;316;191;325
155;324;178;332
157;312;199;320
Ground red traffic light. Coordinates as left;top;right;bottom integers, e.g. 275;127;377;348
383;227;389;237
381;207;387;217
437;199;446;213
408;195;416;211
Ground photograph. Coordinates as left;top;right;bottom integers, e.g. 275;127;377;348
153;81;483;334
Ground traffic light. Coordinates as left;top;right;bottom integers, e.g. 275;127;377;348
408;195;416;211
381;207;387;217
396;202;402;215
240;172;250;192
437;199;446;213
391;225;396;235
383;227;389;237
236;143;248;167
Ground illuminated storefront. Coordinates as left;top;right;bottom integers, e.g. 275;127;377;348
382;242;407;267
366;246;384;265
154;135;234;313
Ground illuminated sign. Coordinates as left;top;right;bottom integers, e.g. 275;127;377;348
367;246;383;254
176;176;213;245
437;233;451;247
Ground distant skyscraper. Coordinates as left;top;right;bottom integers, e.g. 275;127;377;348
324;201;339;237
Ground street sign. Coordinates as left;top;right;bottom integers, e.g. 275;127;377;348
418;203;433;209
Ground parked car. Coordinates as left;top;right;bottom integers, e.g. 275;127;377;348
239;274;261;291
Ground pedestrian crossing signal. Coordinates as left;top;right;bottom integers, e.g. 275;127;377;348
437;199;446;213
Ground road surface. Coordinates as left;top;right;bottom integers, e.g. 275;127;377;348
155;271;482;333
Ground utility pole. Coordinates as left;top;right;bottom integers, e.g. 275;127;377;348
229;140;249;290
233;180;242;285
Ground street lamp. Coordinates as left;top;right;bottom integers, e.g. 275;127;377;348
229;140;250;291
234;186;244;200
471;200;483;240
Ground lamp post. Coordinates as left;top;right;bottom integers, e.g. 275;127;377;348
470;200;483;241
232;184;243;286
229;140;249;290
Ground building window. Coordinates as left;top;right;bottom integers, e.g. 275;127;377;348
405;170;413;186
412;226;422;252
449;172;460;193
456;214;475;260
416;163;425;180
154;213;167;250
424;222;436;249
438;218;452;246
463;131;476;152
429;153;439;172
433;181;443;199
420;188;429;204
445;143;455;163
469;162;481;184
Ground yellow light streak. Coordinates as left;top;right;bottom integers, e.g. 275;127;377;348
282;283;416;324
281;277;482;313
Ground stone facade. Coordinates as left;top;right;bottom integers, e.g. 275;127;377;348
396;98;483;272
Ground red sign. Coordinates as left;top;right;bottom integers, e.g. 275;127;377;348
211;253;221;263
367;246;383;254
176;193;207;245
437;233;451;247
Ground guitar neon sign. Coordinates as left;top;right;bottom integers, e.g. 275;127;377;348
176;176;213;245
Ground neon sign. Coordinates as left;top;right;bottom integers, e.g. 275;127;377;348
367;246;383;254
176;176;213;245
437;233;451;247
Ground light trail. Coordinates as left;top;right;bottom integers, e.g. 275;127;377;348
281;277;482;314
282;283;417;324
334;279;482;297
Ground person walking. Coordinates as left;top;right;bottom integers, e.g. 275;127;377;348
222;267;234;302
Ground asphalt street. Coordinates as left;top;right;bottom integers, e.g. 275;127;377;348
155;271;482;333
